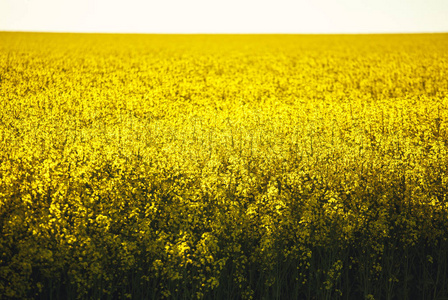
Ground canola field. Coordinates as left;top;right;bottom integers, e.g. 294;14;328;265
1;32;448;299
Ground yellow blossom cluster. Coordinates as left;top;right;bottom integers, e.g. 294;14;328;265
1;32;448;299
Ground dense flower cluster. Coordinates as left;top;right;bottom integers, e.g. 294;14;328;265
1;32;448;299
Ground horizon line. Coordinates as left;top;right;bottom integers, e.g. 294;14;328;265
1;30;448;35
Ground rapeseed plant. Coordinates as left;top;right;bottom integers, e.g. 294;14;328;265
0;32;448;299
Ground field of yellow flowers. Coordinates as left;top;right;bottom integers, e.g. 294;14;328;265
1;32;448;299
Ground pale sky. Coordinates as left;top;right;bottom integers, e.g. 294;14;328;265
1;0;447;34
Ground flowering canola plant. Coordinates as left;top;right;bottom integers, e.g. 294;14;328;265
1;32;448;299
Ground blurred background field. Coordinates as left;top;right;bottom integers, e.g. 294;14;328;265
1;32;448;299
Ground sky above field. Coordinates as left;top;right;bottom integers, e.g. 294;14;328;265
1;0;447;34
